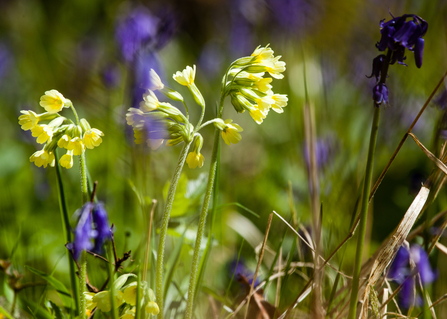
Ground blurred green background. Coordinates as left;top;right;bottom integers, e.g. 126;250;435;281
1;0;447;316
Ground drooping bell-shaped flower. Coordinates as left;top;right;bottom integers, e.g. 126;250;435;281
372;83;389;105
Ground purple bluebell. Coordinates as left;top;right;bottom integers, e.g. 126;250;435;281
72;202;95;260
387;246;410;283
367;54;386;82
101;63;121;89
376;14;428;68
372;83;389;105
229;258;260;287
69;202;112;260
410;245;435;284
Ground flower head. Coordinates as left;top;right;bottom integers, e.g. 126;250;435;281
31;124;53;144
271;94;288;113
140;90;160;112
146;301;160;315
93;290;124;312
67;137;85;156
372;83;389;105
220;119;243;145
92;203;112;253
29;149;55;168
83;128;104;149
148;68;164;91
59;150;74;169
18;110;39;131
173;65;196;86
39;90;69;113
186;135;204;169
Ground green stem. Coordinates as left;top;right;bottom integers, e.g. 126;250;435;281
184;97;224;319
79;251;87;319
347;105;381;319
54;150;79;316
108;243;117;319
155;140;193;318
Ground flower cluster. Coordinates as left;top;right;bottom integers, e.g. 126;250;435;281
85;274;159;318
387;244;436;309
18;90;104;169
223;45;288;124
68;202;111;260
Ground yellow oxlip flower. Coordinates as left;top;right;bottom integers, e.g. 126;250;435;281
30;149;55;168
145;301;160;315
173;65;196;86
249;108;266;124
121;308;136;319
92;290;124;313
264;56;286;79
31;124;53;144
148;69;164;91
57;134;70;149
18;110;39;131
251;46;274;63
84;292;97;311
122;282;140;306
221;119;243;145
271;94;288;113
59;150;74;169
186;151;205;169
140;90;160;112
253;78;273;93
39;90;67;113
256;95;274;115
83;128;104;149
67;137;85;155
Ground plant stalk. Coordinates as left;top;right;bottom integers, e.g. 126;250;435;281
155;140;193;318
347;105;381;319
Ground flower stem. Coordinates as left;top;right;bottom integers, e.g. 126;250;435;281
155;140;193;318
79;250;87;319
347;105;381;319
184;97;224;319
54;150;79;316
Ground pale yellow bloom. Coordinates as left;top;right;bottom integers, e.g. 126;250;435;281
83;128;104;149
145;301;160;315
92;290;124;313
271;94;288;113
39;90;67;113
66;137;85;155
59;150;74;169
123;282;139;306
31;124;53;144
249;109;266;124
58;134;70;149
126;108;145;127
264;56;286;79
121;308;136;319
133;128;146;144
173;65;196;86
256;95;275;114
251;46;274;63
186;151;205;169
30;149;55;168
140;90;160;112
148;69;164;91
221;119;243;145
18;110;39;131
253;78;273;93
84;292;97;311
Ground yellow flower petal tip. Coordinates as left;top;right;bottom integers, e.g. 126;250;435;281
18;110;39;131
173;65;196;86
39;90;67;113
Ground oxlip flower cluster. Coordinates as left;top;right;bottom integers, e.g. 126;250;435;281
68;202;112;260
369;14;428;106
18;90;104;169
223;45;288;124
387;244;436;309
85;274;159;318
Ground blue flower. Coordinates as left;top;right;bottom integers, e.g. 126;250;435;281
367;54;386;82
387;244;436;308
376;14;428;68
372;83;389;105
69;202;112;260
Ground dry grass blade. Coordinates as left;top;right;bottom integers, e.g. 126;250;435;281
435;242;447;256
409;133;447;174
358;185;431;319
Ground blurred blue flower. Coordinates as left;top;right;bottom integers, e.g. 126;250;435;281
69;202;112;260
376;14;428;68
0;42;13;81
229;258;260;287
372;83;388;105
387;244;436;308
101;63;121;89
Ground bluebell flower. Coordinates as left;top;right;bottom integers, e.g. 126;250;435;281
69;202;112;260
229;258;260;287
376;14;428;68
101;63;121;89
367;54;386;82
387;244;436;308
372;83;389;105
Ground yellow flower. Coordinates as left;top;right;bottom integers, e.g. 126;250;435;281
92;290;124;313
18;110;39;131
148;69;164;91
256;95;275;114
121;308;136;319
59;150;73;169
264;56;286;79
253;77;273;93
39;90;68;113
84;292;97;311
57;134;70;149
140;90;160;112
251;46;274;63
126;108;145;127
145;301;160;315
173;65;196;86
30;149;55;168
123;282;140;306
271;94;288;113
186;151;205;169
221;119;243;145
31;124;53;144
249;109;266;124
67;137;85;155
83;128;104;149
